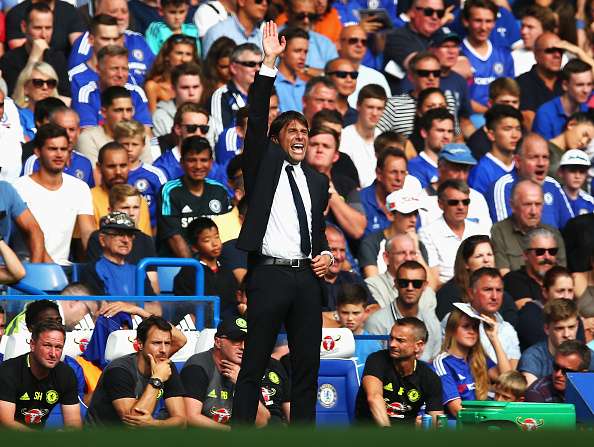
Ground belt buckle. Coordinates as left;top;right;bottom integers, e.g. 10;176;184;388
290;259;300;268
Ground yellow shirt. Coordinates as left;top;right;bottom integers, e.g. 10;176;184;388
211;206;241;243
91;186;152;236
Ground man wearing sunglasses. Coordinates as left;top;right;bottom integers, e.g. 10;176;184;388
384;0;446;78
366;260;442;362
0;2;70;97
325;58;359;126
419;179;489;284
525;339;591;403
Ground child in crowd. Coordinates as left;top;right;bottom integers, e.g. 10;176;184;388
114;120;168;231
493;370;527;402
173;217;238;319
145;0;200;56
336;283;382;377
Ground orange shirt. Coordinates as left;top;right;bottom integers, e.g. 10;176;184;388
90;186;153;236
275;8;343;44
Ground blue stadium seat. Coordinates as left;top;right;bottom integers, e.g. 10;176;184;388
14;263;69;294
157;266;182;295
316;359;360;426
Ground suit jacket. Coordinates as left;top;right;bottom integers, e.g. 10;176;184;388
237;73;330;259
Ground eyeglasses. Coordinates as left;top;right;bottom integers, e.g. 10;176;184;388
233;60;262;68
31;78;58;89
543;47;563;55
397;279;425;289
553;362;581;375
446;198;471;206
327;71;359;80
294;12;319;21
182;124;210;134
415;6;446;18
415;69;441;78
526;247;559;256
344;37;368;46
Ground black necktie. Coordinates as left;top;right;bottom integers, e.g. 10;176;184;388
285;165;311;257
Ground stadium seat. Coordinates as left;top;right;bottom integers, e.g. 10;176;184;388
62;330;94;359
316;359;360;426
104;330;137;362
157;266;182;295
320;328;356;358
16;263;69;293
171;330;201;364
194;329;216;354
3;332;32;361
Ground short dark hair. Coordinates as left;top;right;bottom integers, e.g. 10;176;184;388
564;111;594;131
417;87;446;111
34;97;67;126
309;125;340;148
409;51;439;74
226;154;243;180
31;320;66;342
25;299;60;331
394;317;428;343
420;107;454;132
521;5;556;32
561;59;593;82
304;76;336;98
469;267;501;290
280;26;309;43
311;109;343;128
97;45;128;64
463;0;498;20
25;2;52;24
544;298;578;325
101;86;131;108
171;62;203;87
269;111;309;141
97;141;126;164
374;131;408;155
437;179;470;200
489;77;520;100
173;102;209;126
543;266;571;290
188;217;218;243
336;283;368;308
377;146;407;170
181;135;212;159
136;316;172;344
556;340;592;370
357;84;387;106
161;0;188;7
34;123;68;149
90;14;118;35
396;260;427;278
485;104;523;131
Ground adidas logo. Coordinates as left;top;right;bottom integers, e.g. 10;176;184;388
383;383;393;392
207;389;217;398
20;392;30;400
181;205;193;213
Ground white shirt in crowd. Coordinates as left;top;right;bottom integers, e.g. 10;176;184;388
419;188;493;231
0;97;25;183
339;124;381;188
347;65;391;108
13;174;93;265
194;1;230;37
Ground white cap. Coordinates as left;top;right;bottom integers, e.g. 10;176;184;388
560;149;591;167
386;188;426;214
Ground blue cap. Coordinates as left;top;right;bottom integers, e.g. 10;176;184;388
439;143;477;165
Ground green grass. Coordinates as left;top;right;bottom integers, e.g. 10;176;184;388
3;426;592;447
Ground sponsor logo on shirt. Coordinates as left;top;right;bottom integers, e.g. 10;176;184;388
21;408;48;425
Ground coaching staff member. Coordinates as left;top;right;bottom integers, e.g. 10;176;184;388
232;22;334;426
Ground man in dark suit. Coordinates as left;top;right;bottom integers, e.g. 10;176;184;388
232;22;334;426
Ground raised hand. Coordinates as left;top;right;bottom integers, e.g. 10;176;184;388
262;20;286;68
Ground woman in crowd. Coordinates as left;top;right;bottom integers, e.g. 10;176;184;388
436;235;518;326
144;34;201;112
433;309;512;417
202;36;235;101
12;62;66;140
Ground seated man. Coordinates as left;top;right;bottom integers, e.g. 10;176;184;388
525;339;591;403
365;261;442;362
355;318;443;426
80;211;155;296
0;320;81;430
557;149;594;216
181;317;289;428
85;316;186;426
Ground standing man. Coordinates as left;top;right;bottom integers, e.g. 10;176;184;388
232;23;333;425
0;320;81;430
275;27;309;113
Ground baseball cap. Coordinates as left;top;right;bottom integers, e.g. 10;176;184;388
215;317;248;340
386;188;426;214
99;211;139;233
559;149;590;167
439;143;477;165
430;27;461;47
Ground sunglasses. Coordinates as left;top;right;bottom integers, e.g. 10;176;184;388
344;37;368;46
233;60;262;68
553;362;581;375
415;6;446;18
294;12;319;21
182;124;210;134
446;198;471;206
415;69;441;78
31;78;58;88
327;70;359;80
543;47;563;55
397;279;425;289
526;247;559;256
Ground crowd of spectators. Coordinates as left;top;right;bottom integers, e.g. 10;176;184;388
0;0;594;429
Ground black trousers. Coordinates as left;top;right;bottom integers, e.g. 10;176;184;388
232;262;322;425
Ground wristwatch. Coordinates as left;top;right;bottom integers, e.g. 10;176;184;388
148;377;164;389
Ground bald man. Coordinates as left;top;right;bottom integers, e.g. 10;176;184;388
337;25;391;108
325;58;359;125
